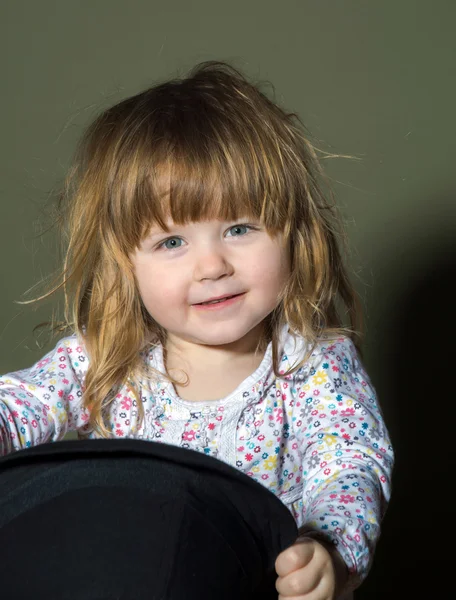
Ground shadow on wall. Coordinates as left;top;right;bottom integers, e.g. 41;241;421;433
356;226;456;598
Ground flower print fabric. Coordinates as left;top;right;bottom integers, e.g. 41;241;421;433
0;325;393;589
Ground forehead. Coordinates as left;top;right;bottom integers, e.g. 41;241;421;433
144;215;258;237
130;154;288;250
145;167;259;231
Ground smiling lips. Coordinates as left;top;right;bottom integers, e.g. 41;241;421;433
194;293;243;306
193;293;245;309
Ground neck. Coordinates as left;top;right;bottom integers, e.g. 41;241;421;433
164;323;267;372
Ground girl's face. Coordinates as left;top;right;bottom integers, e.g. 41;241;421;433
131;218;290;356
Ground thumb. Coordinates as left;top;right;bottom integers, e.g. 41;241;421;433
275;538;315;577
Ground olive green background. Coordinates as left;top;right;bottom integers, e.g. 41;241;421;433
1;1;455;597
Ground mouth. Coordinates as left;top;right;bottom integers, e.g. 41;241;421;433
195;294;239;306
193;293;245;309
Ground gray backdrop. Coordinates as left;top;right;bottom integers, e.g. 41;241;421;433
1;1;455;597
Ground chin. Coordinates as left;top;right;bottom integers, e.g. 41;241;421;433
196;333;244;347
193;325;261;347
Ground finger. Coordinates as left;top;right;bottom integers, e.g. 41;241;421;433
276;565;322;598
277;583;332;600
278;575;335;600
275;539;315;577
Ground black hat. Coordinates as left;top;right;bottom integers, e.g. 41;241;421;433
0;439;297;599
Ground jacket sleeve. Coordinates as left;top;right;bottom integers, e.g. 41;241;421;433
0;335;90;456
291;336;394;591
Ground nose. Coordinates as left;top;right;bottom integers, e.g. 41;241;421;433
193;244;234;281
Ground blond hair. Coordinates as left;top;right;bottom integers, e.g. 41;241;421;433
28;61;362;437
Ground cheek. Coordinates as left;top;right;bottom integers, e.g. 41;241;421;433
134;263;159;303
136;263;184;309
253;248;290;287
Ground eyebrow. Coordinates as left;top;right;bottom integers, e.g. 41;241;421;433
143;217;257;241
144;221;197;238
144;223;178;238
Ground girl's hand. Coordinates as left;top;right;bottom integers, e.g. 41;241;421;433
275;537;348;600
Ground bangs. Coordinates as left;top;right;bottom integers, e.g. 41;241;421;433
129;135;292;247
136;153;283;239
101;79;298;253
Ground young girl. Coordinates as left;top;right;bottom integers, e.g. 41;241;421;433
0;61;393;599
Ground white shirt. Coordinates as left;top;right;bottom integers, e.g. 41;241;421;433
0;324;393;589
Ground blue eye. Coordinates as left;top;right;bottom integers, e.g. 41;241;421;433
158;237;183;250
227;224;252;237
156;224;256;251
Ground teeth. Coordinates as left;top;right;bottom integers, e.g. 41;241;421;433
201;296;233;305
204;297;229;305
